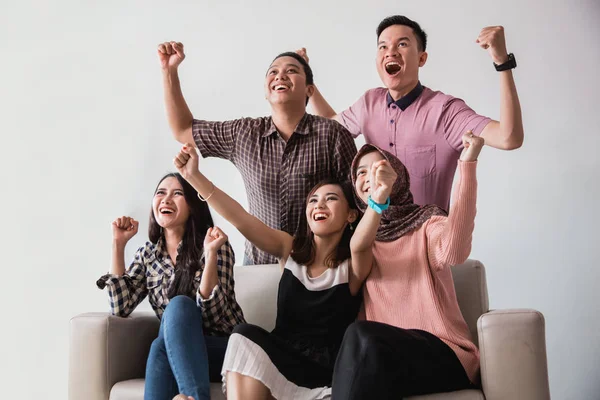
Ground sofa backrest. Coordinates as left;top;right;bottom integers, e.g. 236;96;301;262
233;259;489;346
450;259;489;346
233;264;281;331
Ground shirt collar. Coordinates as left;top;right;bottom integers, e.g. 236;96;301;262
156;236;182;264
386;82;424;110
263;113;311;138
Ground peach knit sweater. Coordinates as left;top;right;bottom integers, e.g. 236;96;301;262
363;161;479;383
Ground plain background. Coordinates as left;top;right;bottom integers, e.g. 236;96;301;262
1;0;599;398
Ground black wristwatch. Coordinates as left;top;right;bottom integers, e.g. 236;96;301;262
494;53;517;71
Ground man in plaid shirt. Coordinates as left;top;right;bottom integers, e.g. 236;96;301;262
157;42;357;265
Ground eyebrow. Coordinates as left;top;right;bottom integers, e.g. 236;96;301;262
267;62;301;71
311;192;340;198
378;36;411;45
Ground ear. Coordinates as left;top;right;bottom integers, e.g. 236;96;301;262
306;85;315;98
348;209;359;224
418;51;428;67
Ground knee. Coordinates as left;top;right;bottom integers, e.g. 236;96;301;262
343;321;378;348
148;335;165;354
162;295;198;322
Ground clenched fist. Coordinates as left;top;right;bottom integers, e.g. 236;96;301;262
112;216;138;245
476;26;509;65
204;227;228;254
157;41;186;71
369;160;397;204
173;143;200;181
295;47;309;64
459;131;485;162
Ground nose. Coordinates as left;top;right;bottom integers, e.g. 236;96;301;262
314;198;326;209
275;71;288;81
385;47;398;59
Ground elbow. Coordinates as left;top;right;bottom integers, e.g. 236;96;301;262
502;127;524;150
172;123;193;144
111;309;130;318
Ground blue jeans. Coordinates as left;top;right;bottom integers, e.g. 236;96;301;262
144;295;229;400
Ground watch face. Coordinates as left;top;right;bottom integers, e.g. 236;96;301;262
495;53;516;71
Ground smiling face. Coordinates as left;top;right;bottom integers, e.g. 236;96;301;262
152;176;190;230
376;24;427;99
265;56;314;107
305;183;357;237
354;150;386;204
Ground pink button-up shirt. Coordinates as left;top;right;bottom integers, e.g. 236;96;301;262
339;84;490;210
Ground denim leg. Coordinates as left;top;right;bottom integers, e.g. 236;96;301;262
144;321;178;400
163;295;211;400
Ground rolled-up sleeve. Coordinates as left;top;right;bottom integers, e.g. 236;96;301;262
196;241;241;329
96;246;148;317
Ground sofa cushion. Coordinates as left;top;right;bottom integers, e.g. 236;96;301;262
407;389;485;400
110;379;483;400
109;379;225;400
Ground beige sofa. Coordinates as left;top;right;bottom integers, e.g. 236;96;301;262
69;260;550;400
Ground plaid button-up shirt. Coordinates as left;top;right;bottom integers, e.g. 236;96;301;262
193;113;357;265
96;238;245;336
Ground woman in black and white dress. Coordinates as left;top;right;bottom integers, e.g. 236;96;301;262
173;143;397;399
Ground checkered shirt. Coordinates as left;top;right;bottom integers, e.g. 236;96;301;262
96;238;245;336
193;113;357;264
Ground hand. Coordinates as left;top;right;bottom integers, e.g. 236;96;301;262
295;47;309;64
204;227;228;254
173;143;199;180
369;160;397;204
157;41;186;71
476;26;508;65
460;131;485;162
112;216;138;245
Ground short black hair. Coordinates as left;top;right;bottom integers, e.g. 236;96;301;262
376;15;428;52
271;52;314;86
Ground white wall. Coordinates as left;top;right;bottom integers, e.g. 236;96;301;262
1;0;598;398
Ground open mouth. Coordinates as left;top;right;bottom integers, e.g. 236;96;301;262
313;212;329;222
272;84;290;92
159;207;175;215
385;61;402;75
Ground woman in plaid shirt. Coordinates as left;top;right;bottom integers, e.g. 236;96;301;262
96;172;245;400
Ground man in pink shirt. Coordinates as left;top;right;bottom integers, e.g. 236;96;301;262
299;15;523;210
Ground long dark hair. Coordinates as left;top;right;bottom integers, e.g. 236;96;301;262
291;179;359;268
148;173;214;299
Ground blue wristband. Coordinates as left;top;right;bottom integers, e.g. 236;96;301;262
368;196;390;214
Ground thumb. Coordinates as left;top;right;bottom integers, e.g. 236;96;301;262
182;144;198;159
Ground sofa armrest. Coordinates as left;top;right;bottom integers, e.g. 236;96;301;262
69;312;160;400
477;309;550;400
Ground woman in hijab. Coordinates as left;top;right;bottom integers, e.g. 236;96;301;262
332;131;485;399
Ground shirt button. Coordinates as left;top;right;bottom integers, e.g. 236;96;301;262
389;143;394;147
390;119;394;123
392;105;397;109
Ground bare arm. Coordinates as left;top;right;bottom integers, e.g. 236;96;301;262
200;251;220;300
199;227;226;299
158;41;194;144
110;216;139;276
348;207;379;294
348;160;397;295
476;27;524;150
310;85;338;119
175;145;293;263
